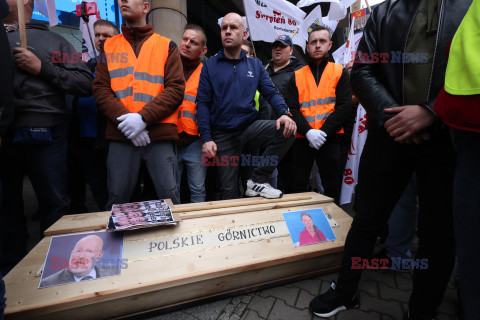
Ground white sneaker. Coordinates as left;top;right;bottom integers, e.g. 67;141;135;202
245;179;283;199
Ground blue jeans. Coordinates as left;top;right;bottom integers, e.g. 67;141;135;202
177;139;207;203
451;128;480;320
0;123;68;274
385;174;418;259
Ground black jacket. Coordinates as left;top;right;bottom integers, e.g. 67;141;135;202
284;55;352;137
0;20;13;137
7;22;93;127
350;0;472;129
259;56;304;120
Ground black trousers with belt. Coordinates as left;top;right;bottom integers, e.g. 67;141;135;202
336;127;456;318
285;136;343;203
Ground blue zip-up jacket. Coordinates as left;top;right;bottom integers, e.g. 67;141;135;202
196;49;288;143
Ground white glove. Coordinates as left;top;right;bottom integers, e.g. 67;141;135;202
306;129;327;150
130;130;151;147
117;113;146;139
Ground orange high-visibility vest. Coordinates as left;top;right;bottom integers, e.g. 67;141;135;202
295;62;344;138
177;64;202;136
104;33;177;125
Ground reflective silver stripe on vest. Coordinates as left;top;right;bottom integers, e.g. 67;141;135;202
109;67;134;79
114;87;133;99
316;113;331;121
183;94;196;103
300;100;316;109
181;110;197;122
134;72;165;84
317;97;336;105
304;116;315;123
133;92;155;103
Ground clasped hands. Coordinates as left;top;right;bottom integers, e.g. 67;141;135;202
117;113;150;147
384;105;435;144
306;129;327;150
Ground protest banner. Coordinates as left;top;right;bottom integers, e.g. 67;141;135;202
243;0;306;49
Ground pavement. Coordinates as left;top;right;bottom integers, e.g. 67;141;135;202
20;178;460;320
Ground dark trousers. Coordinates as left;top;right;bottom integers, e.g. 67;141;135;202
286;137;342;203
336;127;456;318
212;120;295;200
0;124;68;274
68;138;108;212
451;128;480;320
106;141;180;208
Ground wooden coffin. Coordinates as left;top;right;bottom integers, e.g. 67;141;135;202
4;192;352;320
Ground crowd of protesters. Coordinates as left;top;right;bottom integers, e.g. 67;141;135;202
0;0;479;319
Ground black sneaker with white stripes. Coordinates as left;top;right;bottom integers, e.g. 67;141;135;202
245;179;283;199
309;282;359;318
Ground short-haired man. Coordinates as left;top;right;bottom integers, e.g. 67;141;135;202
93;0;185;207
196;13;297;199
93;19;120;54
309;0;471;318
176;24;208;203
1;0;93;274
284;26;351;203
68;19;119;213
261;35;304;189
39;235;118;287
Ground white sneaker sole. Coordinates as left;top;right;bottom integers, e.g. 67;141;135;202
312;305;347;318
245;189;283;199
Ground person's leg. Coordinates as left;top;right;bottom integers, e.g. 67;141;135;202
408;128;456;318
384;174;418;260
105;142;142;209
277;147;292;192
241;120;295;184
176;145;186;201
337;129;414;294
67;142;87;213
77;138;108;211
182;140;207;203
451;129;480;320
23;123;69;233
212;130;242;200
143;141;180;204
288;139;315;193
0;139;27;274
315;137;342;203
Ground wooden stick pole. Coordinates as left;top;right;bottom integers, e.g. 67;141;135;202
241;0;258;58
364;0;373;14
16;0;27;48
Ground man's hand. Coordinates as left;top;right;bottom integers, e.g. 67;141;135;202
13;47;42;75
202;141;217;158
306;129;327;150
276;115;297;138
384;105;435;142
404;132;431;144
117;113;147;139
130;130;151;147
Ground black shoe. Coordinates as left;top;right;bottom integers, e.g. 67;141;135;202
309;282;359;318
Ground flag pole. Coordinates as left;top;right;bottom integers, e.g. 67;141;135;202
364;0;372;14
241;0;258;58
16;0;27;48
